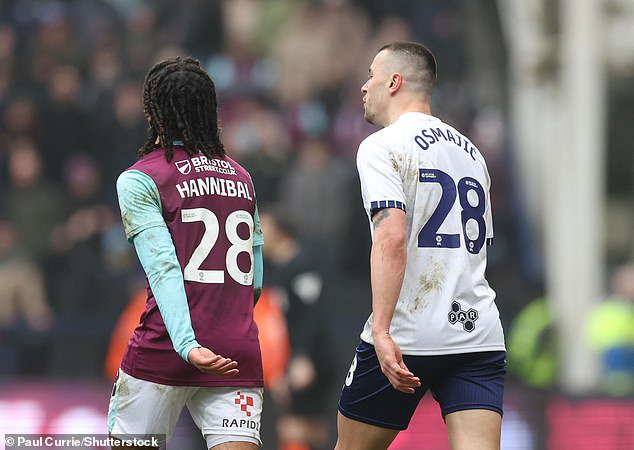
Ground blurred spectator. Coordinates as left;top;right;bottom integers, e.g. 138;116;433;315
271;0;369;106
278;138;354;265
85;46;125;112
2;96;39;141
586;264;634;396
0;219;53;333
48;153;119;312
0;218;53;375
261;206;337;450
96;80;146;189
122;4;158;75
4;137;64;262
507;297;558;390
40;64;91;180
224;96;293;203
206;0;276;94
49;154;115;251
0;24;16;107
44;153;123;377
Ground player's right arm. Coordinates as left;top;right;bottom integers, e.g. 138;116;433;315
370;208;420;394
369;207;420;394
357;135;420;394
116;170;238;376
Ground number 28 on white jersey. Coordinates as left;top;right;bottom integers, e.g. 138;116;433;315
356;112;505;355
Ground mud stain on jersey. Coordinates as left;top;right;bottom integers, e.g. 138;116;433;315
388;151;401;175
390;150;418;180
121;209;133;234
117;375;130;397
409;259;445;312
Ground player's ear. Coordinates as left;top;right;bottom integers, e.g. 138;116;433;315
388;73;403;94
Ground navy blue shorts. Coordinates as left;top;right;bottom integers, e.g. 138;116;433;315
338;341;506;430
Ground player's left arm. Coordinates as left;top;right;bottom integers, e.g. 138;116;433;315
117;170;238;376
117;170;200;362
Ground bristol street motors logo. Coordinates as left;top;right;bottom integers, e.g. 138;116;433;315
235;391;254;417
448;300;479;332
175;159;191;175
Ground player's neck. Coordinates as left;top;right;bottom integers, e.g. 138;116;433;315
386;101;432;126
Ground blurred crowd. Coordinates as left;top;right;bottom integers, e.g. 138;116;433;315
0;0;574;448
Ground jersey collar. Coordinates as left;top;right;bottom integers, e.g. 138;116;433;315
397;111;439;122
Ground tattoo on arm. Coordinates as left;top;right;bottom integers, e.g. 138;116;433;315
372;208;391;228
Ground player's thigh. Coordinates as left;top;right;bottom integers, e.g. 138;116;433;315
338;342;427;430
187;386;263;449
108;369;189;447
335;412;399;450
430;351;506;419
445;409;502;450
209;442;259;450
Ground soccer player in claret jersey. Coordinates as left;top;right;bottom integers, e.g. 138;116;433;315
107;57;265;450
335;42;506;450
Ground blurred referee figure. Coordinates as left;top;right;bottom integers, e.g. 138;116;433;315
108;57;265;449
336;42;506;450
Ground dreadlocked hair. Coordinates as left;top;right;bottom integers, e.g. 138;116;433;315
139;56;226;162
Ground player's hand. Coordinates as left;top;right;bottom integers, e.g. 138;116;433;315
373;332;420;394
188;347;239;376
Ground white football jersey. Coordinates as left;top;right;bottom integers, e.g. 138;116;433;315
357;112;505;355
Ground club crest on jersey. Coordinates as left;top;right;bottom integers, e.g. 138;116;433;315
175;159;192;175
448;300;479;332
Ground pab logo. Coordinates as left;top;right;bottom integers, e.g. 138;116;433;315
175;160;191;175
234;391;254;417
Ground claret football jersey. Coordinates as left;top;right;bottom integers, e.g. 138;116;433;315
118;145;263;386
357;112;505;355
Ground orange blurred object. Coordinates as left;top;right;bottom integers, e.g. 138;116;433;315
254;287;290;388
103;289;147;381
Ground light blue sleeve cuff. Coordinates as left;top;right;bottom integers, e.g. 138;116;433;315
253;244;263;296
253;204;264;247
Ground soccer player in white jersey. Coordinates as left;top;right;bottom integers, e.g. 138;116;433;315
336;42;506;450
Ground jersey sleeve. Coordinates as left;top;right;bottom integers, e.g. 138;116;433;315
252;204;264;300
484;170;494;239
116;170;200;362
116;170;166;241
253;204;264;247
356;135;406;217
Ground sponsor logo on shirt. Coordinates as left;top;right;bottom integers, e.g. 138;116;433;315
175;155;237;176
448;300;479;332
